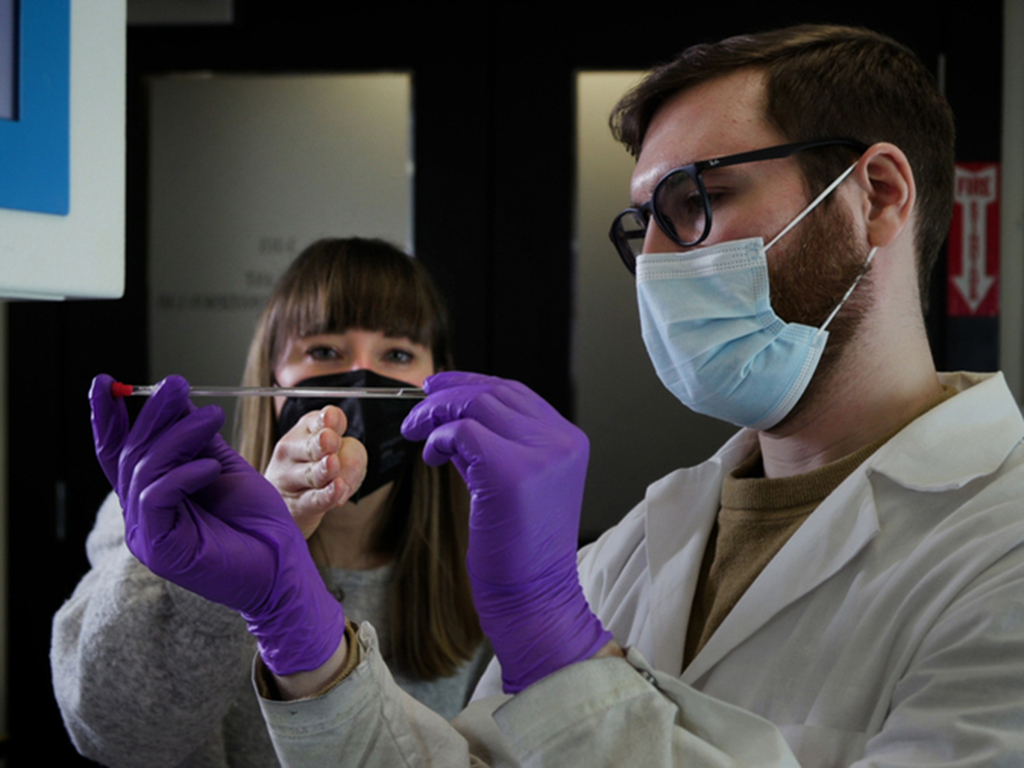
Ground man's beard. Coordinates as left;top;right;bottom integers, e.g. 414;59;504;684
766;198;874;424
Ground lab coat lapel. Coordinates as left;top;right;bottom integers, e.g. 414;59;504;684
682;464;881;684
670;373;1018;684
644;431;757;677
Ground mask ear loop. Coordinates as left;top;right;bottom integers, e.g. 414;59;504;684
817;246;879;337
759;160;874;338
765;162;859;251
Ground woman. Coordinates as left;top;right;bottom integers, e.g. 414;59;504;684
52;238;487;767
241;237;485;700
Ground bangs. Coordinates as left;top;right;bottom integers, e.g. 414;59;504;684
264;239;447;369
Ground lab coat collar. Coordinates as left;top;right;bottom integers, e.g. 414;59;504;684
645;371;1023;681
866;372;1024;491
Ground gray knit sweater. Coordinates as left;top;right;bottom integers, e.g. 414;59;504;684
51;492;489;767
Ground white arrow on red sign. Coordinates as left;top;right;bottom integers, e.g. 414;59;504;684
950;165;998;314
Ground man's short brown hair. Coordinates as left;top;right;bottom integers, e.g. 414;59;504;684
610;25;955;311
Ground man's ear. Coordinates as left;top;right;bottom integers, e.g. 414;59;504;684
853;142;916;249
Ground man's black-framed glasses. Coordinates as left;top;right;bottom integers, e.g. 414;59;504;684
608;138;869;274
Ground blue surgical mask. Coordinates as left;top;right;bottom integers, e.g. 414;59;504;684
635;163;876;430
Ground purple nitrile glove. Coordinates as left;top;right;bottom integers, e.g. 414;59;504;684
401;371;612;693
89;373;345;676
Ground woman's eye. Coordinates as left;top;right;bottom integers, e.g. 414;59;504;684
384;348;414;364
307;345;341;361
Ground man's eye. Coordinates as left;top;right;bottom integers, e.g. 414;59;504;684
681;192;705;214
661;191;705;221
704;190;727;209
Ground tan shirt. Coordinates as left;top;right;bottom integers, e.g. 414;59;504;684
684;386;958;666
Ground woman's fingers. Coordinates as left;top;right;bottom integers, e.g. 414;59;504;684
269;407;345;492
294;434;368;535
265;406;367;537
336;436;368;500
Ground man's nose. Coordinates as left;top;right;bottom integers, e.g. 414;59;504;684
642;218;680;254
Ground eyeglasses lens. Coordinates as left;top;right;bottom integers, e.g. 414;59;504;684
615;210;647;262
653;168;706;247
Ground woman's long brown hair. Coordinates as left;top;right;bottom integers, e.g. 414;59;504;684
236;238;481;679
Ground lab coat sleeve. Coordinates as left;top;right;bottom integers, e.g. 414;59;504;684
257;622;800;767
50;491;262;767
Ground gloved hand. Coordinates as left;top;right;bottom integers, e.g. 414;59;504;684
89;373;345;676
402;371;612;693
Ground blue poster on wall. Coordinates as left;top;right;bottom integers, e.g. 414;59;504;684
0;0;70;215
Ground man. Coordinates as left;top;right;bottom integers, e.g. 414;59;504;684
87;24;1024;765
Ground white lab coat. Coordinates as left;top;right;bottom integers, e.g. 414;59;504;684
474;370;1024;765
259;621;801;767
261;371;1024;766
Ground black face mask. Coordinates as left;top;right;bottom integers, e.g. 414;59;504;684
276;370;421;503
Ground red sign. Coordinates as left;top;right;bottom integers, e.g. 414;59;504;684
948;163;1000;317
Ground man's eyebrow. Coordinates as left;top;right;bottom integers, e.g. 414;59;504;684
629;175;662;208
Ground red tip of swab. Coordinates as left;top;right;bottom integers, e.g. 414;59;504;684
110;382;134;398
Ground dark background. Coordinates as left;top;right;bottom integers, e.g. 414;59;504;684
6;1;1004;763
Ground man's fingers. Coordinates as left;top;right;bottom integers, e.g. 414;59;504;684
420;417;504;476
125;405;226;502
89;374;130;488
423;372;550;415
422;371;497;393
404;385;516;442
404;373;557;443
126;457;221;555
131;375;193;439
116;376;196;494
